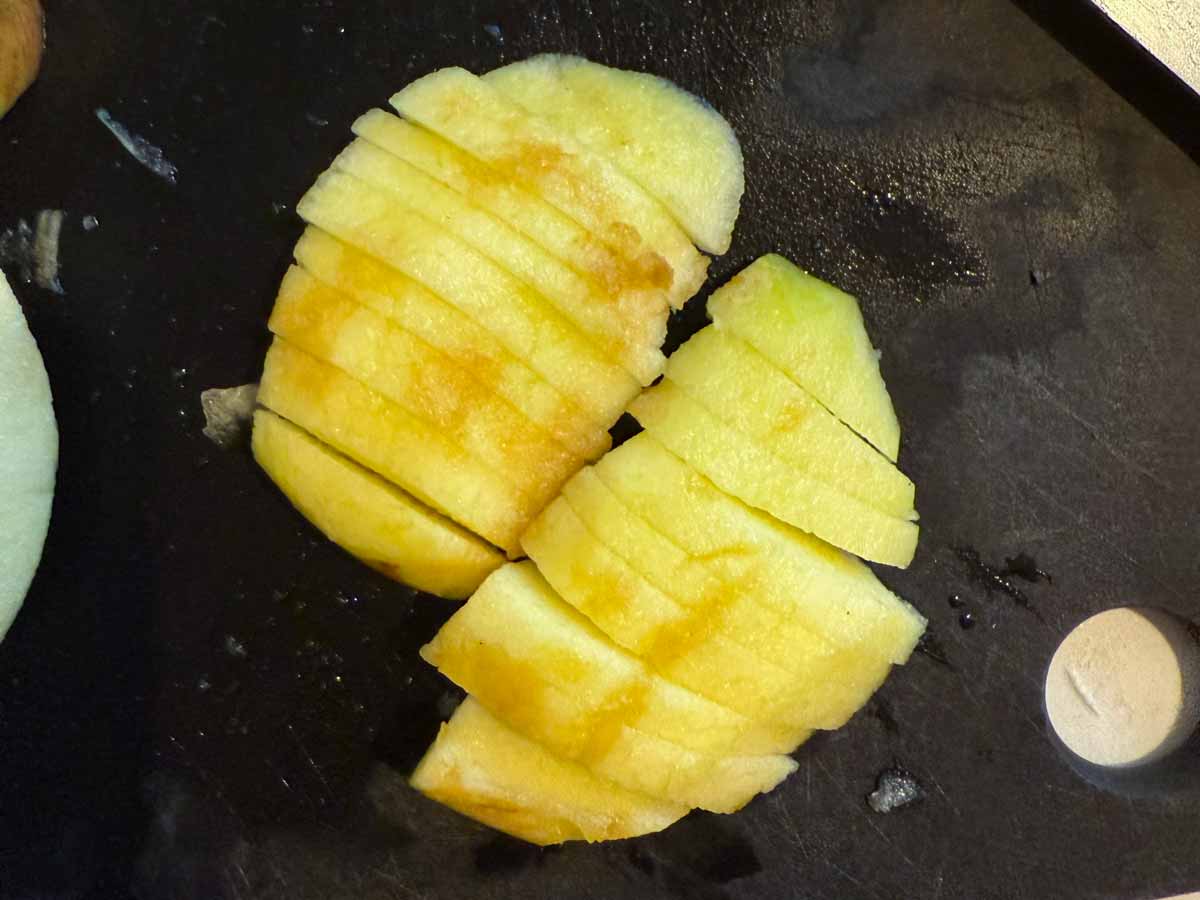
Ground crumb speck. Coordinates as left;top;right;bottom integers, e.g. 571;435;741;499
224;635;248;659
200;383;257;449
867;765;925;813
96;108;179;184
483;23;503;43
82;215;99;232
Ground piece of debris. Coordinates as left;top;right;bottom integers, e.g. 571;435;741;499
82;215;99;231
223;635;248;659
483;23;503;44
0;210;66;293
867;765;925;813
200;383;257;449
96;108;178;184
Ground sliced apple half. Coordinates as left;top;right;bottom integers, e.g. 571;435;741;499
666;326;916;518
268;265;580;512
595;434;925;664
0;269;57;640
485;54;743;255
562;469;892;730
411;697;686;845
708;254;900;460
297;170;640;427
257;338;533;555
522;496;823;745
333;136;666;385
630;381;918;567
294;227;610;462
423;561;792;758
351;110;671;338
389;67;708;308
252;410;502;599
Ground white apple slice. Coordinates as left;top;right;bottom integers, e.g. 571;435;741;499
389;67;708;308
666;326;916;518
595;434;925;664
297;170;640;427
708;254;901;460
630;380;919;567
412;697;686;845
0;269;56;640
485;54;743;255
294;227;610;462
333;136;666;385
251;410;502;599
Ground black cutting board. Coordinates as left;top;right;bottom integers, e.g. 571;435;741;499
2;1;1199;897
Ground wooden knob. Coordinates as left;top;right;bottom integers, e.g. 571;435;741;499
1045;607;1200;768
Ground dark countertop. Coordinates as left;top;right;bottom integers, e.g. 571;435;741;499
2;1;1199;897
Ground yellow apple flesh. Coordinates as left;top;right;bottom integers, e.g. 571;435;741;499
485;54;743;255
411;698;686;845
252;410;502;599
389;67;708;308
0;0;42;119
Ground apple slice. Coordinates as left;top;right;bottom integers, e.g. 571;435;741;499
423;563;797;813
666;326;916;518
411;697;686;845
485;54;743;255
0;270;56;640
251;410;502;599
595;434;925;665
268;265;580;512
294;227;609;462
389;67;708;308
351;110;671;339
0;0;42;119
423;561;792;758
522;496;821;745
297;170;640;427
562;469;892;730
333;136;666;385
708;254;900;460
630;380;918;567
257;338;533;555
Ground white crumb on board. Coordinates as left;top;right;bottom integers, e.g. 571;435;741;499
96;108;179;184
201;384;258;449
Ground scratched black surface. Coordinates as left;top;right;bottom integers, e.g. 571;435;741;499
1;1;1199;898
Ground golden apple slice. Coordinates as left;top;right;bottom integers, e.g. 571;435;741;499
411;697;686;845
631;380;918;567
333;136;665;385
257;339;532;555
562;469;892;730
268;265;580;512
294;227;609;462
0;269;56;640
485;54;743;255
297;170;640;426
708;254;901;460
522;497;820;744
423;561;792;757
389;67;708;308
666;326;916;518
595;434;925;664
423;563;797;812
350;110;671;339
251;410;502;599
0;0;42;119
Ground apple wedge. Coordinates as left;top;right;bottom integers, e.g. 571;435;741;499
351;110;671;338
485;54;743;255
0;0;42;119
0;270;57;640
562;469;893;730
333;136;666;385
251;410;502;599
630;381;918;567
411;697;686;845
665;326;916;518
297;170;640;427
423;563;797;813
423;562;794;758
293;227;610;462
708;254;901;460
257;339;534;555
268;265;580;512
389;67;708;308
595;434;925;664
522;496;827;744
